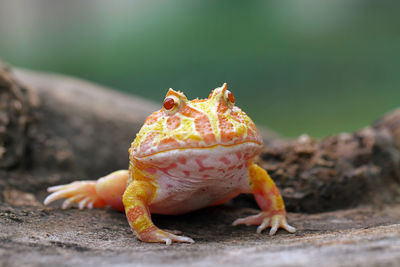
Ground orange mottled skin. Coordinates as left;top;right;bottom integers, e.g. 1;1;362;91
44;83;296;245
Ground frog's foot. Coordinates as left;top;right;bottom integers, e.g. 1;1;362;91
44;181;106;209
232;212;296;235
138;227;194;245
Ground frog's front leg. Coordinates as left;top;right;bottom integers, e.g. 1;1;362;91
233;163;296;235
123;180;194;245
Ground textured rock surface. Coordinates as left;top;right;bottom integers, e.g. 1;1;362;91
1;195;400;266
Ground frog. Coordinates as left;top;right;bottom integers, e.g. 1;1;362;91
44;83;296;245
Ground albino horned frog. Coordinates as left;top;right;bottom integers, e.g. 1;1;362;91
44;83;295;245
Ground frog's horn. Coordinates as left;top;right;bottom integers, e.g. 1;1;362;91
165;88;188;101
209;82;228;99
221;83;227;91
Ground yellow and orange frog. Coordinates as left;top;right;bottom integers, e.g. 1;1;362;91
44;83;295;245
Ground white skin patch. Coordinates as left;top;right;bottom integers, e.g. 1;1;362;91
134;142;262;214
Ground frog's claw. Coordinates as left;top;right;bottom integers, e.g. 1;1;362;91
44;181;105;210
233;212;296;235
139;228;194;245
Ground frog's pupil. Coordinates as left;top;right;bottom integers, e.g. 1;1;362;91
163;97;175;110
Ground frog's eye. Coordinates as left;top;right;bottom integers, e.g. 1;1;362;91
224;90;235;106
163;95;180;113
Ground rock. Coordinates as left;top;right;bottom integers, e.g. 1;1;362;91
0;203;399;266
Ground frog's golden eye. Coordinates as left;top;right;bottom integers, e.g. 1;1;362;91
224;90;235;106
163;95;180;113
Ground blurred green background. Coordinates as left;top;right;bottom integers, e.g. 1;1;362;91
0;0;399;138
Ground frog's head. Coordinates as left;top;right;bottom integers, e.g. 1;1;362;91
131;83;263;158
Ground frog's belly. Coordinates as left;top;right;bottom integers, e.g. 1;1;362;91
136;143;261;215
149;165;249;215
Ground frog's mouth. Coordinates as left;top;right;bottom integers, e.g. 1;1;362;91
133;141;263;159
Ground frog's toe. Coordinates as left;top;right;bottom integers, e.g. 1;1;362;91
233;212;296;235
163;229;183;235
256;218;270;234
232;213;264;226
44;186;82;205
275;219;296;234
162;234;194;246
78;196;93;210
138;229;194;245
44;181;101;209
61;194;85;209
262;214;296;235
